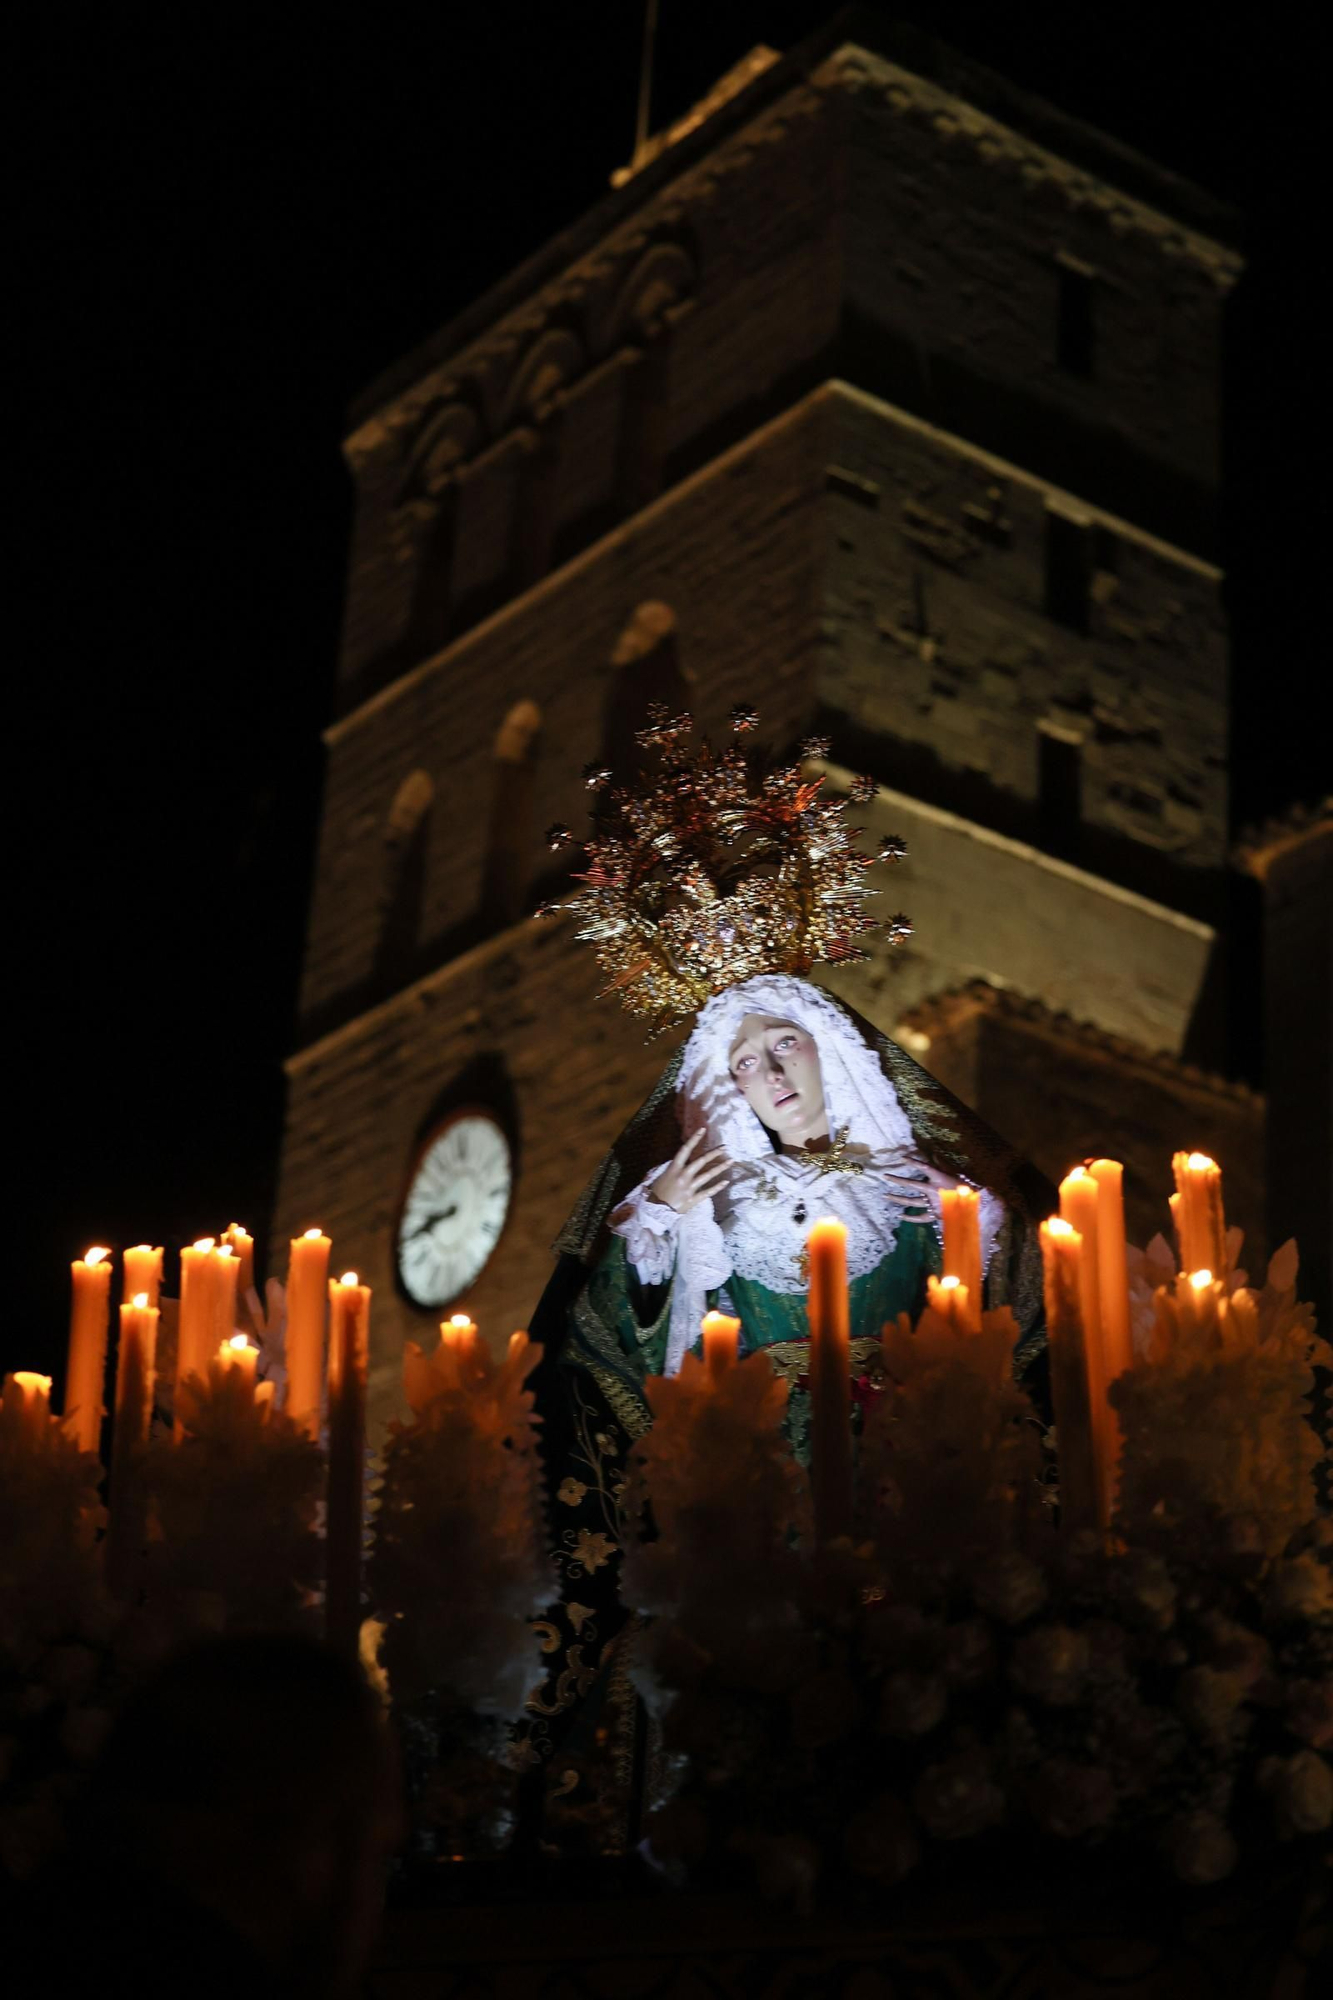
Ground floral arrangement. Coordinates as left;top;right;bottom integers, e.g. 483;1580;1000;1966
626;1239;1330;1906
366;1328;552;1858
0;1345;326;1882
143;1357;325;1635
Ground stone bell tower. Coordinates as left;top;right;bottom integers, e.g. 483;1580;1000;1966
274;17;1323;1436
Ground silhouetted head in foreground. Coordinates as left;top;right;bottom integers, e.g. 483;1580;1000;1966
52;1631;404;1999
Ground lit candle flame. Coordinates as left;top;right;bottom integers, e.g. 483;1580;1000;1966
13;1371;52;1394
304;1227;324;1241
85;1246;111;1266
1067;1164;1094;1182
192;1237;215;1253
128;1243;153;1255
1189;1269;1213;1289
131;1292;149;1309
938;1274;963;1290
1046;1216;1076;1237
340;1272;359;1287
228;1333;251;1352
448;1312;472;1327
1186;1152;1216;1172
216;1245;233;1258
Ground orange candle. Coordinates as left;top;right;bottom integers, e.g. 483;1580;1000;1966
326;1271;371;1655
254;1379;276;1417
222;1223;255;1300
66;1246;113;1454
212;1246;240;1346
107;1292;158;1595
1182;1266;1224;1342
286;1228;331;1438
4;1371;53;1441
1089;1159;1134;1518
113;1293;158;1448
122;1244;164;1311
441;1311;479;1358
1171;1152;1226;1277
939;1187;983;1327
926;1272;973;1336
214;1332;258;1401
1059;1166;1110;1526
175;1238;217;1437
701;1309;741;1378
807;1218;853;1543
1039;1217;1098;1536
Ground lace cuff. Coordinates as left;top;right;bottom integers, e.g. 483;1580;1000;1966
978;1187;1005;1280
609;1166;681;1287
610;1173;732;1376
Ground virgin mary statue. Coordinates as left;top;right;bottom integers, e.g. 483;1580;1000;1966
517;709;1052;1841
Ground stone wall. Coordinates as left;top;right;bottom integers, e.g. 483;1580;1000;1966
817;764;1217;1058
302;383;1223;1040
819;388;1229;882
835;46;1235;526
892;984;1266;1261
300;399;826;1032
335;35;1237;711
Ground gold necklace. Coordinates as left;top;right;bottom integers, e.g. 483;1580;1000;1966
785;1125;867;1178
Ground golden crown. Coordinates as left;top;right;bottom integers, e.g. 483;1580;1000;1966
536;706;910;1037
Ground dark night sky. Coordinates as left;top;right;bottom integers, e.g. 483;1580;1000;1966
8;3;1318;1382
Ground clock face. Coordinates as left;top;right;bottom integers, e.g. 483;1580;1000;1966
397;1112;512;1309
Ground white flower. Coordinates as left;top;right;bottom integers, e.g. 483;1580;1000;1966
1261;1750;1333;1838
878;1669;947;1739
790;1668;862;1749
1176;1665;1246;1740
843;1792;919;1883
1111;1550;1176;1631
1009;1624;1089;1706
1161;1809;1237;1884
1266;1556;1333;1626
912;1753;1004;1839
1027;1758;1115;1838
58;1704;110;1765
972;1552;1047;1626
41;1642;99;1702
731;1829;820;1913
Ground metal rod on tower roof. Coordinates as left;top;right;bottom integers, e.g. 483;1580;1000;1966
633;0;660;169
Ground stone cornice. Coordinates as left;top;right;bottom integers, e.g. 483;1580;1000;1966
822;44;1243;294
896;978;1262;1106
345;11;1241;471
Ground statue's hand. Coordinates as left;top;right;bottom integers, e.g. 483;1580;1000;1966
878;1153;959;1211
650;1129;731;1214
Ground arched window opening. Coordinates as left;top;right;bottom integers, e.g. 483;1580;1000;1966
506;329;582;593
404;485;459;665
401;399;483;667
482;701;542;927
599;601;692;782
616;339;672;518
374;769;434;985
610;242;694;519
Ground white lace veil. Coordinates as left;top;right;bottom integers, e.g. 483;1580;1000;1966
677;974;914;1161
658;975;918;1372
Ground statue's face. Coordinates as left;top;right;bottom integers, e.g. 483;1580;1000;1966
728;1013;827;1146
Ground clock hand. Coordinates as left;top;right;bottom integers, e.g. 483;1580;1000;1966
407;1205;459;1243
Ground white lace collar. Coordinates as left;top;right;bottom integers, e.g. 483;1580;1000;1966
720;1151;940;1296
